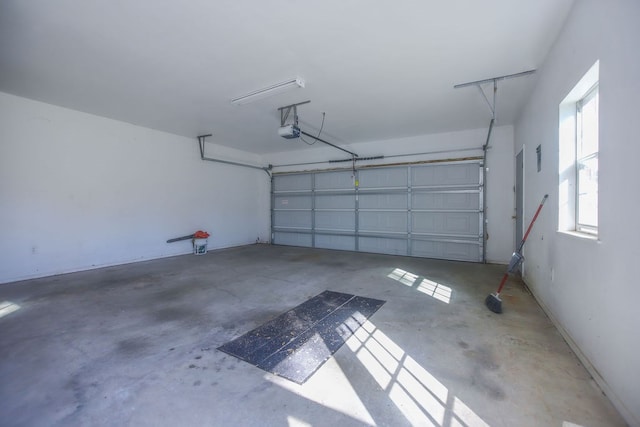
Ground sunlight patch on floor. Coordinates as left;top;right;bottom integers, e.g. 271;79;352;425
267;356;376;426
287;415;312;427
0;301;20;319
387;268;419;286
346;320;489;427
387;268;452;304
416;279;452;304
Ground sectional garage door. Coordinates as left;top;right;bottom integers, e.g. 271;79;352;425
271;161;484;262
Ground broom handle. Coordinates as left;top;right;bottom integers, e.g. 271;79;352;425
495;272;510;295
517;194;548;253
498;194;548;295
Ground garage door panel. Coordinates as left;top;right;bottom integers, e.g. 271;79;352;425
359;168;407;189
316;194;355;209
274;195;312;210
315;171;354;190
412;192;479;210
359;211;407;233
273;174;312;192
359;194;407;210
412;163;479;187
274;211;312;229
272;161;483;262
315;234;356;251
273;232;313;247
412;212;479;235
411;239;480;262
315;211;355;231
359;237;407;256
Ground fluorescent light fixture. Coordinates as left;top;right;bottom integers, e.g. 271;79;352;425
231;78;305;105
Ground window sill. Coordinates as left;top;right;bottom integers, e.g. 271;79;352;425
557;230;599;241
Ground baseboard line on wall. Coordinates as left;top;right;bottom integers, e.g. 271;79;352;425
0;250;193;285
0;241;259;285
524;280;637;427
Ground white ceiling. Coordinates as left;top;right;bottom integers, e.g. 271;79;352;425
0;0;574;154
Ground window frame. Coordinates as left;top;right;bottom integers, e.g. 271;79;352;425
575;83;599;235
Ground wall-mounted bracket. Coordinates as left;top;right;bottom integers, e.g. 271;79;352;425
197;134;271;176
454;69;536;121
278;100;311;127
197;134;213;159
454;69;535;263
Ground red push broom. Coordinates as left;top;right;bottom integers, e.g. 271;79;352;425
485;194;548;314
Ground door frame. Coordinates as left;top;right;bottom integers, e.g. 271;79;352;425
515;147;525;274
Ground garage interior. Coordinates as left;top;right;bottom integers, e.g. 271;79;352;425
1;1;638;426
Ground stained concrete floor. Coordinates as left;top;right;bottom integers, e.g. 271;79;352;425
0;245;626;427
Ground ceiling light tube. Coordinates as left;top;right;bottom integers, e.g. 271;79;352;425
231;78;305;105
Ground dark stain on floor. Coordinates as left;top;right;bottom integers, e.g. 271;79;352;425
464;346;499;371
117;337;151;357
471;373;506;401
151;284;202;302
242;381;274;399
152;306;196;323
288;253;322;262
319;260;348;268
464;344;506;400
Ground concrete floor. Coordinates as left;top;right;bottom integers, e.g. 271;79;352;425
0;245;626;427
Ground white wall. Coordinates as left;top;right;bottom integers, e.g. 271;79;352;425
0;92;271;284
265;125;515;264
514;1;640;425
0;91;513;285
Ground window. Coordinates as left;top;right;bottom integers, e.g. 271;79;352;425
576;84;599;233
558;60;599;236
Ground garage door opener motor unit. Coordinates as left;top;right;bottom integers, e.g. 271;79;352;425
278;124;300;139
277;101;358;157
